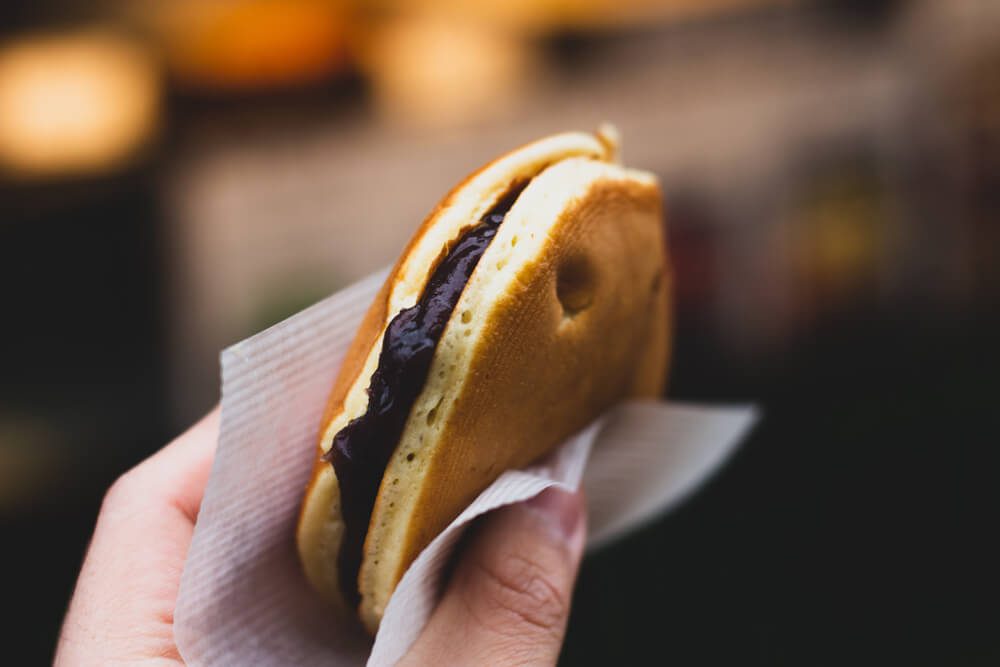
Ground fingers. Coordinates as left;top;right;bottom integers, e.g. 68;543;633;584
402;487;586;667
123;406;221;522
55;408;220;666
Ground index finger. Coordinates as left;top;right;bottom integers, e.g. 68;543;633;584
131;406;221;522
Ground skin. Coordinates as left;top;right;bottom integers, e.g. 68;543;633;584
56;410;586;666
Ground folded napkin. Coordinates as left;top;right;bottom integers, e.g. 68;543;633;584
174;268;756;666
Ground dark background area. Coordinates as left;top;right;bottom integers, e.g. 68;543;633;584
568;311;1000;665
1;0;998;664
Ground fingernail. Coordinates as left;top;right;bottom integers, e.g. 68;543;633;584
526;487;584;542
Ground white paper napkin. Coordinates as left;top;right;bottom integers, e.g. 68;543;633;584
174;268;756;667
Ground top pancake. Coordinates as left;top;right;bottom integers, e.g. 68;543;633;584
297;129;671;633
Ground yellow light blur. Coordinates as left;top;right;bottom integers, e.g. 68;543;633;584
0;30;160;177
363;15;536;128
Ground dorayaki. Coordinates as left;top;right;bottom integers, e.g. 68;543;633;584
297;128;671;632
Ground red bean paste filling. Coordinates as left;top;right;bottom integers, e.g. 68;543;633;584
324;180;529;606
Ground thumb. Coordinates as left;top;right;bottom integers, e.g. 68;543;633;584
402;488;586;667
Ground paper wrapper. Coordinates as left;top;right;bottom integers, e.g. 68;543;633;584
174;268;756;666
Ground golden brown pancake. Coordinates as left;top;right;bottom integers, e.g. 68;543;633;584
297;128;671;633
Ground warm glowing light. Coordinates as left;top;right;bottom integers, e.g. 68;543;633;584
364;15;535;128
0;30;160;176
152;0;349;91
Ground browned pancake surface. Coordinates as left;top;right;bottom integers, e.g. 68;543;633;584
359;159;669;629
296;131;670;633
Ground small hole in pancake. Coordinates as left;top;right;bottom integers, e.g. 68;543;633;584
461;310;471;323
406;453;415;462
556;254;596;319
426;402;440;425
511;236;518;247
392;478;399;485
496;259;506;270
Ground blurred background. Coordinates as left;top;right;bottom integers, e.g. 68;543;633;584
2;0;999;663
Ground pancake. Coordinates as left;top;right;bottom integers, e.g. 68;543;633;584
297;128;671;633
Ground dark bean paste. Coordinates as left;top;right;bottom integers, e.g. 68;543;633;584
324;180;529;606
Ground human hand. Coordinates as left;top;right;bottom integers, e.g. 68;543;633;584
55;409;219;665
400;486;587;666
56;407;586;666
